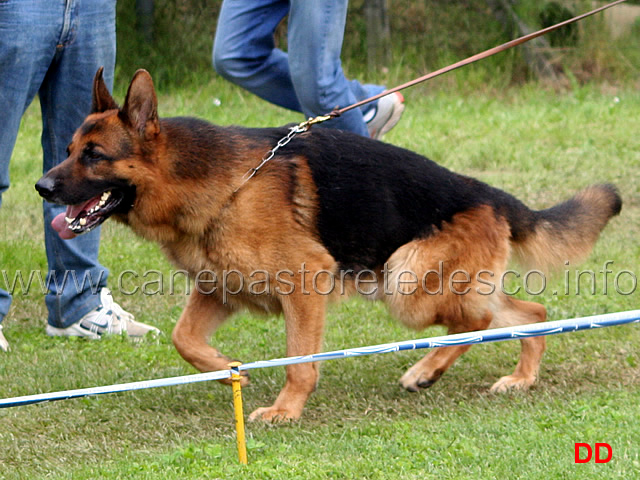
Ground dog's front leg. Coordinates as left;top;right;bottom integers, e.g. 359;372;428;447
172;289;247;386
249;290;326;422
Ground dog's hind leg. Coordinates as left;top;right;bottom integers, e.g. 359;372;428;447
171;289;244;386
385;206;513;392
398;309;494;392
383;240;496;392
489;297;547;392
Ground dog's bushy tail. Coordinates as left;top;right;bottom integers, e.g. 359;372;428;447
509;184;621;271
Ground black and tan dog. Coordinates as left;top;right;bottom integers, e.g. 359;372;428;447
36;69;621;421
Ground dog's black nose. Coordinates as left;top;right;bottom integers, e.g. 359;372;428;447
35;176;56;200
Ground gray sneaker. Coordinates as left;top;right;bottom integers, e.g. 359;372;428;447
46;288;160;339
365;91;405;140
0;324;9;352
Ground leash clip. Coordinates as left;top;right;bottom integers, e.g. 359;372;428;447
299;113;334;130
234;111;342;193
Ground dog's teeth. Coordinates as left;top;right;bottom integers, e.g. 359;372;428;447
91;192;111;211
79;218;87;226
65;217;75;224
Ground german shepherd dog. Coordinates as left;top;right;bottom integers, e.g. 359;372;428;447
36;69;621;421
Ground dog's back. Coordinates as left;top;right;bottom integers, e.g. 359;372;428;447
265;127;621;274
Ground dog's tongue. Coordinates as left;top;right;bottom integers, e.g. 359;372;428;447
51;199;102;240
51;207;81;240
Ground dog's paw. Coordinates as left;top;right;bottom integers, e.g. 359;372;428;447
248;406;301;423
490;374;535;393
399;367;442;392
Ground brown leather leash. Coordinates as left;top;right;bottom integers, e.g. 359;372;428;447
237;0;626;189
331;0;627;119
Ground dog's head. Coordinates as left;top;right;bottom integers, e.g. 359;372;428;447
35;68;160;239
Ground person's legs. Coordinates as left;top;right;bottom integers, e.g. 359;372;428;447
0;0;65;328
213;0;389;137
0;0;156;340
213;0;302;111
287;0;384;136
39;0;116;328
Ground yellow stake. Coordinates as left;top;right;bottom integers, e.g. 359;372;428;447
229;362;248;465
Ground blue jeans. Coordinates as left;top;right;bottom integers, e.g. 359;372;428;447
0;0;116;328
213;0;385;137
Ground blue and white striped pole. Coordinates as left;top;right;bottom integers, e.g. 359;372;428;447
0;369;232;408
1;309;638;409
239;309;640;372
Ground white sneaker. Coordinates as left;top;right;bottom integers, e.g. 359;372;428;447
0;324;9;352
46;288;160;339
365;91;405;140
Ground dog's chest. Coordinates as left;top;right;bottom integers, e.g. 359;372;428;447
162;237;283;313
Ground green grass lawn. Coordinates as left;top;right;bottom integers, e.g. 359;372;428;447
0;77;639;479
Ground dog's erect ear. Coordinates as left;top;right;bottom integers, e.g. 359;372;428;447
91;67;119;113
120;69;159;139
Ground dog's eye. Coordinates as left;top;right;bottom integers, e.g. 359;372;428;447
82;145;110;163
88;150;106;160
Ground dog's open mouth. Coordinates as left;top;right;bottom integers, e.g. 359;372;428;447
51;190;123;239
